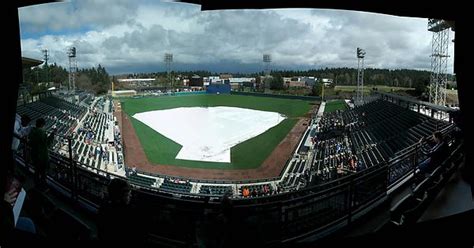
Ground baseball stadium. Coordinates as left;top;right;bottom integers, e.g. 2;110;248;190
4;1;471;247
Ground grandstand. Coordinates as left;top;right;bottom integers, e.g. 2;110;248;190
307;99;453;185
10;87;465;247
15;92;125;176
14;85;461;183
14;91;458;199
8;53;464;248
16;96;86;147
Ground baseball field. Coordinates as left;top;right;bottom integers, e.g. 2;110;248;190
119;94;314;170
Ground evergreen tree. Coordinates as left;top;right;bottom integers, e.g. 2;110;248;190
270;75;284;90
311;79;322;96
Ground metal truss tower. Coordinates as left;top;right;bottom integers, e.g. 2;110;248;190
42;49;49;65
263;54;271;77
42;49;49;84
67;47;77;92
164;53;173;87
428;19;450;106
356;47;366;106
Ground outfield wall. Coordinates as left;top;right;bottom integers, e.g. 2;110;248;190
231;91;321;101
207;84;231;94
175;91;206;96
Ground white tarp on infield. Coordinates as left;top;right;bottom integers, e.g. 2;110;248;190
133;107;286;163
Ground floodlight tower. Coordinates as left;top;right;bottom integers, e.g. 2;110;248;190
42;49;49;85
164;53;173;87
67;47;77;92
356;47;366;106
263;54;271;77
263;54;272;90
428;19;451;106
42;49;49;66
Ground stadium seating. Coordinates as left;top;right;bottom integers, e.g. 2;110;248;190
16;96;88;153
199;185;232;195
15;95;125;175
239;183;273;197
160;178;192;193
309;99;453;186
129;174;157;188
17;94;456;202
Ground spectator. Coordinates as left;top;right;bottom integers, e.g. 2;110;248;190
357;159;365;172
251;189;257;197
98;178;144;245
263;185;269;195
12;114;31;153
336;163;345;176
10;114;31;173
336;143;341;153
242;187;249;197
418;131;449;174
1;171;19;237
349;155;357;171
28;118;55;189
1;172;37;238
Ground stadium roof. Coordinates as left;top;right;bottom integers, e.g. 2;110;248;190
378;92;455;112
22;56;43;68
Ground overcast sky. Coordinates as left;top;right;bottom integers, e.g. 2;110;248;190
19;0;455;75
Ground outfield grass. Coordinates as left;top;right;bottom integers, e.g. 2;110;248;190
324;100;348;113
121;94;313;169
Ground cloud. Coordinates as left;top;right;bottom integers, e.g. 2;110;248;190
19;1;455;74
19;0;138;33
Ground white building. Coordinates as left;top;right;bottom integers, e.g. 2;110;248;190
117;78;155;83
112;90;137;97
229;77;255;83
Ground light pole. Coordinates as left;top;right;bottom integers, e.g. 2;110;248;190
356;47;366;106
321;82;325;101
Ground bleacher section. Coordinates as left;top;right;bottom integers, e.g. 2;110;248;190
17;96;87;140
160;178;193;193
16;95;125;176
129;173;157;188
277;159;310;191
199;185;233;195
308;99;453;186
18;94;455;200
240;183;273;197
77;112;112;144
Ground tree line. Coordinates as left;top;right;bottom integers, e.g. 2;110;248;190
119;67;454;92
23;64;454;97
22;63;111;95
